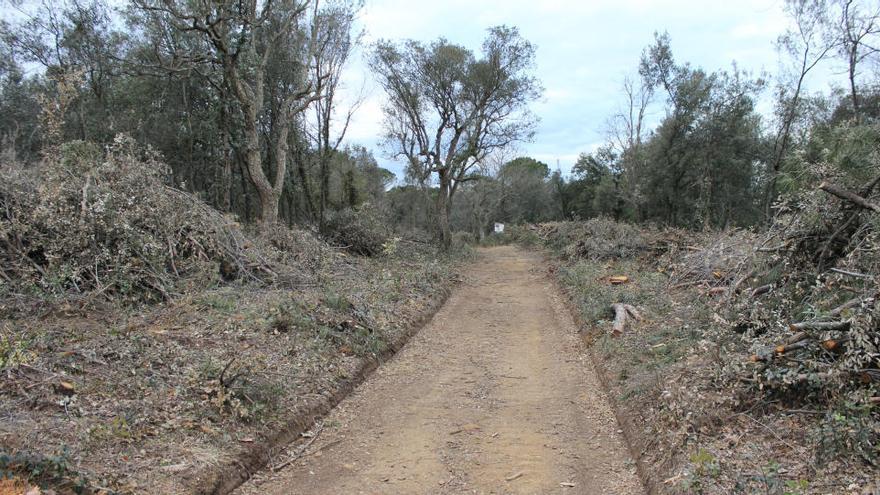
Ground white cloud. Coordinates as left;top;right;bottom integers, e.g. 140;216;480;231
334;0;835;179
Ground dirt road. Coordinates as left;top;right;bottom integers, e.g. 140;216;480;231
237;246;644;495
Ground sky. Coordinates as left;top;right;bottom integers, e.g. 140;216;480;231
335;0;847;181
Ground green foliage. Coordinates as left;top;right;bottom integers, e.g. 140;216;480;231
813;392;878;465
500;157;550;178
0;448;91;493
0;331;34;368
194;293;237;313
323;290;352;311
556;33;765;229
683;448;721;492
87;416;133;444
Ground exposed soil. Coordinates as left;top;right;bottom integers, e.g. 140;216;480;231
238;246;644;495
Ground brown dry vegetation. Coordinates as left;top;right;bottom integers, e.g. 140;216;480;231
0;143;459;494
508;217;879;494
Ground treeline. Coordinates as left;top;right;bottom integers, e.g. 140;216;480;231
452;0;880;235
0;0;395;228
3;0;880;243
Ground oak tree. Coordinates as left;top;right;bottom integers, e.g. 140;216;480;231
370;26;541;249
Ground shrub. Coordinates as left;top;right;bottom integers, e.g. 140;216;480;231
323;205;390;256
451;231;475;248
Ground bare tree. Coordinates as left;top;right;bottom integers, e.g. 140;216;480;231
307;1;362;228
607;75;652;153
370;26;541;249
605;75;653;219
834;0;880;122
767;0;839;218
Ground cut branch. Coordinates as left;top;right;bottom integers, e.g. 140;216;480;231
830;292;877;316
819;181;880;212
788;320;852;332
610;303;641;336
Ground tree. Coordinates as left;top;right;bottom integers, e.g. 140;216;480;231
308;1;361;228
568;147;615;220
831;0;880;122
370;26;541;249
601;33;767;227
496;157;552;223
1;0;123;144
132;0;353;225
605;75;653;219
767;0;838;217
0;59;42;162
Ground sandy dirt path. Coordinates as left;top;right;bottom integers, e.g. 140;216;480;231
237;246;644;495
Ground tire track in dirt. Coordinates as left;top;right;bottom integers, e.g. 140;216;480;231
236;246;644;495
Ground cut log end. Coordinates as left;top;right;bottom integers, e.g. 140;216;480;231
610;303;641;336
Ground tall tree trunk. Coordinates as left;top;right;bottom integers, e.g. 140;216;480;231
319;152;330;229
297;153;317;219
849;45;860;123
241;116;281;225
220;97;232;212
436;170;452;250
237;154;252;222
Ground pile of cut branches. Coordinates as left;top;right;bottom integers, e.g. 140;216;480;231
0;136;311;306
709;162;880;464
664;229;757;294
528;218;648;260
322;205;390;257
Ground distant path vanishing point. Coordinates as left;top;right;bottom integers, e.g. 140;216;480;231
237;246;644;495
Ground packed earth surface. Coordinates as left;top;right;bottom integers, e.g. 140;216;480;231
238;246;643;495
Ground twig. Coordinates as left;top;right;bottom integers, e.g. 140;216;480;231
271;423;325;472
829;267;872;279
736;413;810;464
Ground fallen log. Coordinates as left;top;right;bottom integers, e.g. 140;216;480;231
610;303;641;336
819;182;880;212
788;320;852;332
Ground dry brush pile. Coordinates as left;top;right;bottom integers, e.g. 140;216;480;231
0;137;322;310
717;184;880;466
517;218;649;260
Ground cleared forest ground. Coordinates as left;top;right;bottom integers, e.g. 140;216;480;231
0;241;455;494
